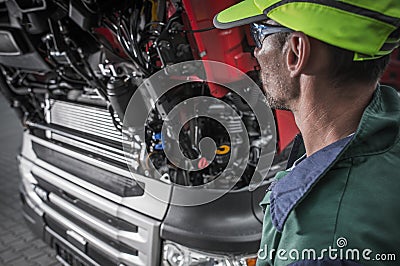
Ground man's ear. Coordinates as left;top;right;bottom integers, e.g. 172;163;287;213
286;32;311;77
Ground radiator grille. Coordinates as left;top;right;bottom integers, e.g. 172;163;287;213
46;100;128;165
48;100;122;143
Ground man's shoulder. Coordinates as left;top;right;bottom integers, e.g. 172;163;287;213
342;85;400;158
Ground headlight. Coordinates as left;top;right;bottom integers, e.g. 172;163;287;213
162;240;257;266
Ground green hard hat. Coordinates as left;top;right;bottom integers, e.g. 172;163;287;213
213;0;400;60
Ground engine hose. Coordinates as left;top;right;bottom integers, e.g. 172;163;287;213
14;87;48;94
6;80;47;95
21;80;81;90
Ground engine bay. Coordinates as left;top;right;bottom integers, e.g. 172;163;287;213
0;0;284;189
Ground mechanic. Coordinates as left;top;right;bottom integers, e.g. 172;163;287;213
214;1;400;265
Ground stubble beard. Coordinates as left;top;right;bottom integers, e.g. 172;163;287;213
260;73;292;111
264;89;291;111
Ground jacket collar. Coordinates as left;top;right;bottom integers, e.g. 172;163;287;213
342;85;400;158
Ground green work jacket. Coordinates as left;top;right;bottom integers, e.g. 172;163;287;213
257;85;400;266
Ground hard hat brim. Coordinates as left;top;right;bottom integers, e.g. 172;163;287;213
213;0;267;29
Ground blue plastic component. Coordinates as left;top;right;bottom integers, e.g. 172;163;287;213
153;132;164;150
154;143;164;150
153;132;162;140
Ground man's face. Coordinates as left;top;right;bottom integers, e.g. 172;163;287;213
253;21;299;111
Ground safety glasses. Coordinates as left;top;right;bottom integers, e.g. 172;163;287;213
250;22;294;48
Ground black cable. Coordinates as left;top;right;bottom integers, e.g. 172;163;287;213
58;71;87;85
117;21;149;75
108;104;123;132
179;26;216;33
52;0;68;12
139;36;161;70
105;15;150;76
103;19;137;60
128;9;151;73
80;0;97;14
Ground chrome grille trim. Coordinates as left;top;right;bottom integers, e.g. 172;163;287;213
26;135;171;220
22;155;161;266
43;203;146;266
51;133;127;165
48;193;150;256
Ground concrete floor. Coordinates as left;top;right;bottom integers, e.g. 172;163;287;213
0;95;60;266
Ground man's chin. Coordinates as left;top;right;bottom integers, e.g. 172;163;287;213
273;106;291;111
265;94;291;111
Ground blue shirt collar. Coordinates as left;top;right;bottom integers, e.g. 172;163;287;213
269;135;354;232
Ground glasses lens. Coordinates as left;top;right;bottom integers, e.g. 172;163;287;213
250;23;262;48
250;23;294;48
